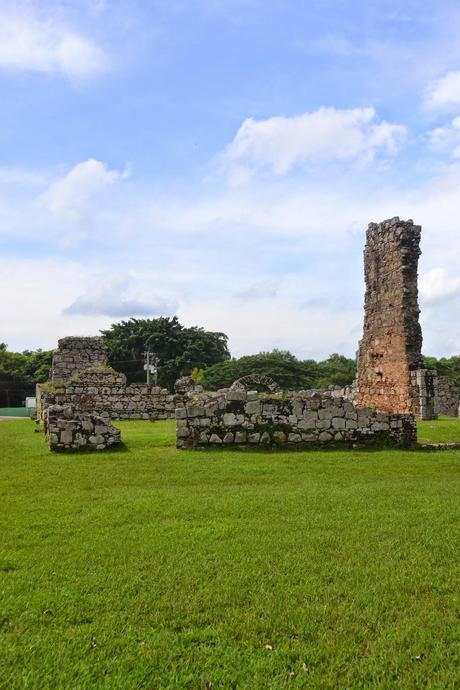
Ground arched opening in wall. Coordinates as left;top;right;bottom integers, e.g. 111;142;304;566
230;374;281;394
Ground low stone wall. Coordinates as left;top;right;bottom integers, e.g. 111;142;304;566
437;376;460;417
44;404;121;451
51;336;108;383
176;389;416;449
38;367;179;421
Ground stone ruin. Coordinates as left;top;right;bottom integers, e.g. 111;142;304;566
355;217;437;420
38;338;201;451
437;376;460;417
176;388;416;450
44;403;121;452
176;216;446;450
51;336;108;383
38;216;456;453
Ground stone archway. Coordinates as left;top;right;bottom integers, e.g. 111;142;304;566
230;374;280;393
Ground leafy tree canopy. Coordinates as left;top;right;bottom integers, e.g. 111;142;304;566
100;317;230;389
0;347;53;406
424;355;460;388
201;350;356;391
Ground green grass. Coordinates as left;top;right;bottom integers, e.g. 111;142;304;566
418;415;460;444
0;419;459;690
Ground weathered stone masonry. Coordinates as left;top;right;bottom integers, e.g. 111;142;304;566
437;376;460;417
356;217;437;420
44;403;121;451
51;336;108;383
176;388;416;449
38;367;177;421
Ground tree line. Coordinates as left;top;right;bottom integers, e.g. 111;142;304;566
2;318;459;406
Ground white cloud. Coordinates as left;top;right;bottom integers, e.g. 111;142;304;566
63;275;178;317
222;107;406;182
427;116;460;157
426;70;460;110
179;297;361;360
419;268;460;304
235;280;279;300
0;6;108;80
44;159;128;223
0;166;48;187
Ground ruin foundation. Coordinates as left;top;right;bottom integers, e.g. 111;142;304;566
44;404;121;452
176;388;416;450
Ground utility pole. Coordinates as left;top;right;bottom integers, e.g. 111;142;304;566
145;350;150;385
143;351;159;386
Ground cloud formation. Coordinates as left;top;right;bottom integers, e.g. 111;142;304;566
222;107;406;182
0;6;108;80
235;281;279;300
44;159;128;223
426;70;460;110
63;276;178;318
419;268;460;305
428;117;460;158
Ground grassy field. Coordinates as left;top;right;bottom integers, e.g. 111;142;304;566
1;419;459;689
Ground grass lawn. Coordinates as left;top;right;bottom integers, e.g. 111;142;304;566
1;419;459;689
418;415;460;444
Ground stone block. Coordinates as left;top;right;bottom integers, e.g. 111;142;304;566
317;419;331;429
234;431;247;443
226;390;247;402
301;433;317;442
332;417;346;429
176;426;190;438
187;406;204;418
223;432;234;443
319;431;333;442
245;401;261;415
209;434;222;444
248;433;260;443
298;415;317;431
61;429;73;445
318;409;333;420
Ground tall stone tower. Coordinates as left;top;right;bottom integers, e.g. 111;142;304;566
356;217;437;419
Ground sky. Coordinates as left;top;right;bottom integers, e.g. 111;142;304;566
1;0;460;359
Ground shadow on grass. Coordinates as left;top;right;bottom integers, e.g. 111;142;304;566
50;441;131;456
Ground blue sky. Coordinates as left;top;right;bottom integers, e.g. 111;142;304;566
1;0;460;358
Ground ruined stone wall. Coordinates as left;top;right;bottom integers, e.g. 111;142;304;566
176;389;416;449
39;367;178;421
51;336;108;383
437;376;460;417
44;403;121;451
356;217;436;419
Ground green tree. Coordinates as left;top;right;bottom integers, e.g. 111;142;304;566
201;350;319;391
100;317;230;389
424;355;460;388
315;353;356;388
0;346;53;406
